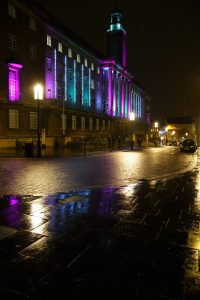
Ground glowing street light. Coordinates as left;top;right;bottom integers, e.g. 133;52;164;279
34;84;43;158
154;121;158;128
129;112;135;121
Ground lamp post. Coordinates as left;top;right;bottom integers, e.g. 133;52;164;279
165;127;168;145
130;112;135;150
154;121;159;146
34;84;43;158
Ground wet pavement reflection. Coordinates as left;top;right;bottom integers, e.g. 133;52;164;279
0;169;200;299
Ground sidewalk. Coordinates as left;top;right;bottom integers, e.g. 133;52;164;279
0;154;200;299
0;143;152;158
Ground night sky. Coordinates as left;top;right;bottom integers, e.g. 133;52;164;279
36;0;200;121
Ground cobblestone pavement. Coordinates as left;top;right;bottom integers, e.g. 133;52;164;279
0;154;200;299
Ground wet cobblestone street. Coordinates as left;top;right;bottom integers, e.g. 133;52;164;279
0;159;200;299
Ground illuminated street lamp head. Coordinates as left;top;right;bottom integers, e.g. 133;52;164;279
154;121;158;128
130;112;135;121
34;84;43;100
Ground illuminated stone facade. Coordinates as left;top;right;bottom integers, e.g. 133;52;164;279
0;0;151;148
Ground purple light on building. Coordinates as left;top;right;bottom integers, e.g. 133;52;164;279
108;69;112;115
8;63;23;101
128;82;131;118
121;77;124;117
112;72;116;116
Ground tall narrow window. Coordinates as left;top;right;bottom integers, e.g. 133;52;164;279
68;48;72;58
8;2;16;19
91;79;95;89
9;33;16;53
47;34;51;46
29;17;36;31
58;42;63;53
72;115;77;130
81;117;85;130
84;58;88;67
96;119;99;130
108;120;111;130
77;54;81;63
102;120;105;130
30;44;37;60
8;63;23;101
30;112;37;129
9;109;19;128
89;118;93;130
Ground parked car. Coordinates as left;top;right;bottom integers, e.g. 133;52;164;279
169;140;177;146
180;139;197;153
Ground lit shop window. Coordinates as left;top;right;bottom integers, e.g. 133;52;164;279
9;109;19;129
58;42;63;53
47;34;51;46
91;63;94;70
8;63;23;101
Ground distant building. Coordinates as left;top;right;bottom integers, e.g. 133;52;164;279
0;0;150;149
166;116;196;142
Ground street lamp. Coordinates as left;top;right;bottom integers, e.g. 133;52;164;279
34;84;43;157
129;112;135;150
165;127;168;145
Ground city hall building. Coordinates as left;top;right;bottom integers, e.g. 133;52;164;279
0;0;151;150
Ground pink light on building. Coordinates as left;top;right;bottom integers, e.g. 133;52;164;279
8;63;23;101
121;77;124;117
108;69;112;114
